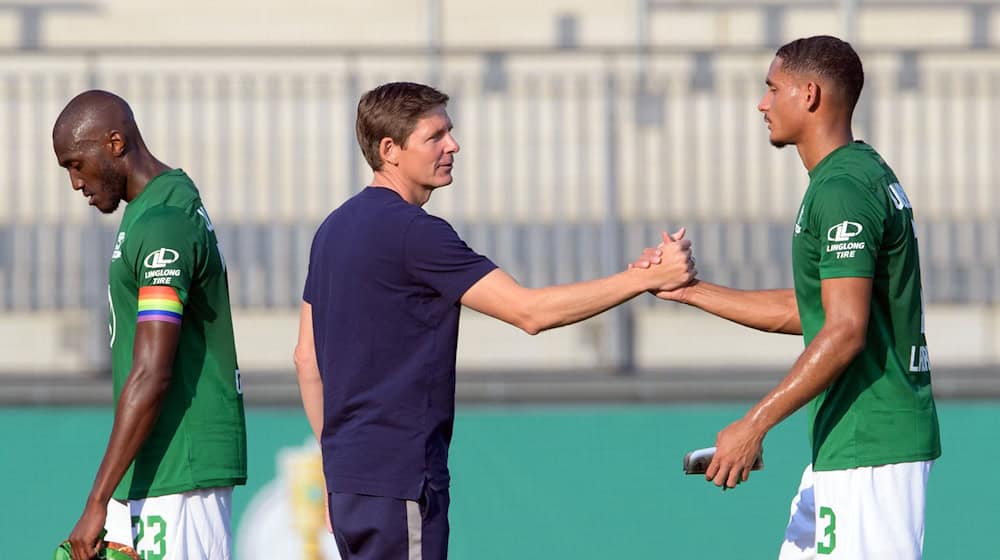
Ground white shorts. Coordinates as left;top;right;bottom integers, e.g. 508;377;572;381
778;462;933;560
105;487;233;560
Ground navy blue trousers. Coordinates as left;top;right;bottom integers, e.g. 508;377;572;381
328;486;450;560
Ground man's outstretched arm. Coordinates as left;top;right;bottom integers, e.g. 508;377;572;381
461;231;694;334
631;247;801;335
705;276;871;489
663;280;800;335
68;319;180;560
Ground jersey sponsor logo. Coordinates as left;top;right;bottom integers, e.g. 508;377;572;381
825;222;866;259
826;242;865;252
111;232;125;261
827;221;863;242
144;268;182;286
143;248;180;269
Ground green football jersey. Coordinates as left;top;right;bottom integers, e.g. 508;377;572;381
791;142;940;471
107;169;247;500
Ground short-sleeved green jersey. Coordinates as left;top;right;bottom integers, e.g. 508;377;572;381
792;142;940;471
108;169;247;500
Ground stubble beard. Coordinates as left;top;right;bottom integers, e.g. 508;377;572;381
97;159;128;214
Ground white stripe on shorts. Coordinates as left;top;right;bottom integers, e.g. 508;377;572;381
406;499;423;560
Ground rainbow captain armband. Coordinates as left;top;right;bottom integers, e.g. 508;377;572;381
137;286;183;325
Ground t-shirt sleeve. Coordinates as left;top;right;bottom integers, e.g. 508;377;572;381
809;175;886;279
124;207;203;316
302;234;317;305
403;213;498;304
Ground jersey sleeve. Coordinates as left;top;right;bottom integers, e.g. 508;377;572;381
403;213;498;304
808;175;886;279
123;206;204;319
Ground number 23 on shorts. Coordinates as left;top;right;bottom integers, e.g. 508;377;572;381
131;515;168;560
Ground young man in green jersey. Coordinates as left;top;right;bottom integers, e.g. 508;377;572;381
636;36;940;558
53;90;247;560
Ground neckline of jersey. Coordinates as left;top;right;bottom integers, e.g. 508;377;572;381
129;168;185;206
808;141;869;179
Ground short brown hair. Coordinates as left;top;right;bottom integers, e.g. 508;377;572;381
776;35;864;112
356;82;450;171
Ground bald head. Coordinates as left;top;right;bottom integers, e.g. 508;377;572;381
52;90;140;151
53;90;158;214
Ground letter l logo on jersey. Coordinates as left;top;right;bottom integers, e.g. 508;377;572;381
827;221;863;242
144;248;180;268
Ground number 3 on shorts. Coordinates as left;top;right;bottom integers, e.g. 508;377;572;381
817;506;837;554
131;515;168;560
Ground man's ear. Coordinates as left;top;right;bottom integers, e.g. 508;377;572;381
107;130;127;157
379;137;398;166
805;81;821;113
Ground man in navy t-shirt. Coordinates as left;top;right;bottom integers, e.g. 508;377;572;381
294;82;696;560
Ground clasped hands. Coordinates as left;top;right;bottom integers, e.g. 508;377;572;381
628;227;698;298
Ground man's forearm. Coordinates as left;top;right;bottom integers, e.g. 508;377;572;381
744;323;863;433
294;302;324;442
520;270;649;334
678;281;801;334
295;362;324;442
86;367;169;506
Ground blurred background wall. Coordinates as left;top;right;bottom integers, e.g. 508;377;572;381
2;1;999;558
2;0;999;386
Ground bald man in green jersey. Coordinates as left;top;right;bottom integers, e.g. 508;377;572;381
53;91;246;560
635;36;939;559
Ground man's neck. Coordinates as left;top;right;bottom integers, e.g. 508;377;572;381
795;122;854;172
370;170;432;206
125;153;172;202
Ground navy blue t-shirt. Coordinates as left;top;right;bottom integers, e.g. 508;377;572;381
303;186;497;500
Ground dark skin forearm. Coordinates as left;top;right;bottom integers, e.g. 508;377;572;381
668;280;802;335
69;321;179;560
86;346;175;504
745;316;865;433
705;277;872;489
631;247;800;334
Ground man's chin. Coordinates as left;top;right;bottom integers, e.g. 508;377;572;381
97;201;121;214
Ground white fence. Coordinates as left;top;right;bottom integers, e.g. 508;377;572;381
1;47;997;317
